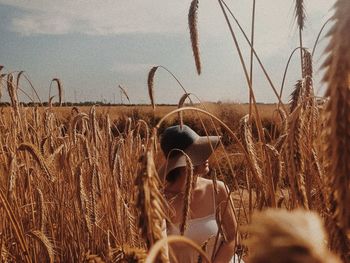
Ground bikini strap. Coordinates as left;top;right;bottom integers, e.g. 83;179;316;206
212;182;216;212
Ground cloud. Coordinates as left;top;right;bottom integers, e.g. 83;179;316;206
0;0;335;43
0;0;188;35
11;13;73;35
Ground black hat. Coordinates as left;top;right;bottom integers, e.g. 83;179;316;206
159;125;220;177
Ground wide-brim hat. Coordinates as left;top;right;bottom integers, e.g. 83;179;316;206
158;125;220;180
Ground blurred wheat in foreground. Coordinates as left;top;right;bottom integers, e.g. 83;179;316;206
245;209;341;263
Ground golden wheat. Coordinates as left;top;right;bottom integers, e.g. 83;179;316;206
245;209;341;263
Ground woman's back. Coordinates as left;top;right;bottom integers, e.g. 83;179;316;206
166;178;242;262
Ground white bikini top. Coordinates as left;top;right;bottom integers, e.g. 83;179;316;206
166;184;243;263
167;212;218;245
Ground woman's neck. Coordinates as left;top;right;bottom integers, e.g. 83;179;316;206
165;170;199;193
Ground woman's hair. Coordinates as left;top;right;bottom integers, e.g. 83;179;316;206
166;167;184;184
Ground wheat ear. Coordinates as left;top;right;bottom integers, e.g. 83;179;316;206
7;74;20;115
136;143;169;262
284;108;309;209
188;0;201;75
17;143;55;182
29;230;55;263
147;66;158;110
294;0;305;77
179;152;194;235
240;115;263;188
49;78;63;106
75;166;92;235
290;80;303;113
113;245;147;262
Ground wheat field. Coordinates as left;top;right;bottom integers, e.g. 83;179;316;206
0;0;349;262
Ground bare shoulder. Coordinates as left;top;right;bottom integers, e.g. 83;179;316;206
195;177;213;192
196;178;228;203
197;177;213;185
215;180;229;204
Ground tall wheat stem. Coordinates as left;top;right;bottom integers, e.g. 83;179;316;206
295;0;305;78
220;0;287;112
217;0;264;144
249;0;256;117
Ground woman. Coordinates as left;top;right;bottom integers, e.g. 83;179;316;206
159;125;241;263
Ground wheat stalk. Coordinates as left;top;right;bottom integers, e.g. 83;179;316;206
0;188;31;263
15;70;42;105
294;0;306;77
322;0;350;258
248;0;257;116
118;85;131;104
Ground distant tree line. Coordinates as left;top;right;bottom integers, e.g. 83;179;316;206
0;101;180;107
0;101;276;107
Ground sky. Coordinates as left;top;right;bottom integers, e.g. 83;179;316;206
0;0;336;104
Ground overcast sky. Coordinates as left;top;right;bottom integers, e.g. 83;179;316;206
0;0;335;104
